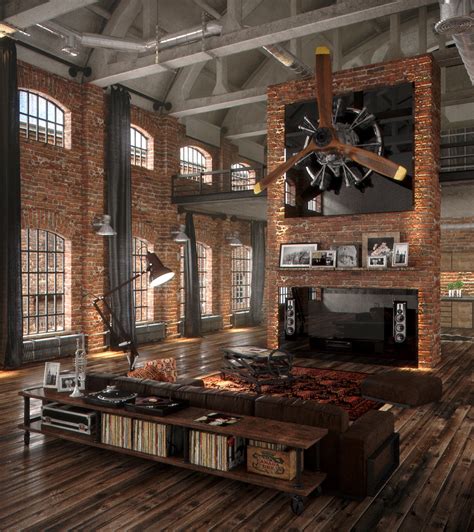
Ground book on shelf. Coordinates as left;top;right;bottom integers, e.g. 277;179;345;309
101;414;169;456
101;413;133;449
189;430;245;471
133;420;169;457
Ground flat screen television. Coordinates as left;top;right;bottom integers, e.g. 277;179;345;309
284;82;414;218
279;287;418;363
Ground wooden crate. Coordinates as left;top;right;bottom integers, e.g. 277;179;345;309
247;445;298;481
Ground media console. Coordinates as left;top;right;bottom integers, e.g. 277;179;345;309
19;387;327;515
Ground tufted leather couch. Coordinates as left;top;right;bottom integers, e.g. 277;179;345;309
86;372;399;498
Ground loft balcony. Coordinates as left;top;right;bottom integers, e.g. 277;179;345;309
171;166;267;221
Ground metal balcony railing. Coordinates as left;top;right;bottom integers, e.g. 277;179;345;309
172;166;266;197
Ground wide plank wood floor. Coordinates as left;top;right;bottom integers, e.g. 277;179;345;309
0;326;472;531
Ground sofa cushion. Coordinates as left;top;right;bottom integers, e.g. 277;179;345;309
127;357;177;383
361;370;442;406
113;376;149;395
171;385;208;408
140;380;184;399
204;389;255;416
255;395;349;432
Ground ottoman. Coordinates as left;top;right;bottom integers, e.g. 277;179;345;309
361;370;442;407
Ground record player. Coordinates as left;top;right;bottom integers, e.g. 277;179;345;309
125;395;189;416
84;385;137;408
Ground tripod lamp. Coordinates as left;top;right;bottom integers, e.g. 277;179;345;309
93;252;174;371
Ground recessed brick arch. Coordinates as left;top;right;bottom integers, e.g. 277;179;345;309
22;207;78;241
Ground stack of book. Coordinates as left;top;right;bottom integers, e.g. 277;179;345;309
133;420;168;457
101;414;133;449
189;430;245;471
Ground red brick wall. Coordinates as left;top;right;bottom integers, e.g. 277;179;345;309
441;216;474;296
265;55;441;368
18;61;253;350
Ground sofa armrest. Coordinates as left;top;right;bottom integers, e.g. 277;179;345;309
339;410;396;498
177;378;204;387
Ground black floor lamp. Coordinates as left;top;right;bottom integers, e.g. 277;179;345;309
93;253;174;371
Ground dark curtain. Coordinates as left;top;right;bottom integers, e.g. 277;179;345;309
0;39;23;368
249;221;266;325
184;212;202;337
107;86;135;346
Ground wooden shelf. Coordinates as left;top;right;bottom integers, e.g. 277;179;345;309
20;388;326;450
20;420;326;497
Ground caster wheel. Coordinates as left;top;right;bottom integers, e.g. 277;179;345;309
291;495;305;515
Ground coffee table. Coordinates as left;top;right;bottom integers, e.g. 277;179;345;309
221;346;294;392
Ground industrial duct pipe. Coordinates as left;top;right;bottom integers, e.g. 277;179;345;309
435;0;474;84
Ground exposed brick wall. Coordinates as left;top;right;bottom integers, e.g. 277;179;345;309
18;61;253;351
441;216;474;296
265;55;441;368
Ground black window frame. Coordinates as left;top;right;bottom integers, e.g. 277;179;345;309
231;245;252;311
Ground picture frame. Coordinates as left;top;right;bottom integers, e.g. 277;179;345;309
334;244;359;268
58;372;85;392
362;232;400;267
279;243;318;268
311;250;336;268
43;362;60;389
367;255;387;269
392;243;409;267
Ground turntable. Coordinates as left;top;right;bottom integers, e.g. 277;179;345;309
84;385;138;408
125;395;189;416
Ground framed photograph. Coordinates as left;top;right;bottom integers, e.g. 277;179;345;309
367;255;387;269
362;232;400;267
311;250;336;268
392;243;409;267
43;362;60;389
279;243;318;268
335;245;359;268
58;372;85;392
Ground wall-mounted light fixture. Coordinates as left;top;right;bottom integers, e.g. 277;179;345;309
172;224;189;243
226;232;242;247
92;214;116;236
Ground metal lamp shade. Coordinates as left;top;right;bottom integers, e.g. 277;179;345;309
147;252;175;287
95;214;116;236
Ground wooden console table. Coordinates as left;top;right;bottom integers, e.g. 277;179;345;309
19;387;327;515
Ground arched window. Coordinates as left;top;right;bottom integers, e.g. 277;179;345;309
231;163;256;191
19;90;65;147
132;237;153;323
180;146;206;175
231;245;252;310
179;241;212;318
130;126;151;169
21;229;66;335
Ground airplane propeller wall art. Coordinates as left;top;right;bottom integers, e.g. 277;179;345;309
254;47;408;200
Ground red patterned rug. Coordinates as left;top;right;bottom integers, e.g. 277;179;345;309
202;366;381;421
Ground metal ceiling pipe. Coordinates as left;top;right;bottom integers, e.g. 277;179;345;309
262;43;313;77
38;21;222;53
435;0;474;84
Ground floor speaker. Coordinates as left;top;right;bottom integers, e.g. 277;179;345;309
285;298;297;339
393;301;407;343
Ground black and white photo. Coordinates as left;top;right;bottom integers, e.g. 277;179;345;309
367;255;387;268
43;362;60;389
362;232;400;266
311;250;336;268
335;245;359;268
392;243;409;267
279;243;318;268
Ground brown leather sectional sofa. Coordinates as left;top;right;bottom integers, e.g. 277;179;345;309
86;372;399;498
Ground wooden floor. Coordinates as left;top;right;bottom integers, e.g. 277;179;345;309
0;326;472;531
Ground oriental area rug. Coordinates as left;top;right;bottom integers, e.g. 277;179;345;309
202;367;381;421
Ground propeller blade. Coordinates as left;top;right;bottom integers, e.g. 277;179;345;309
338;144;407;181
254;140;317;194
315;46;333;129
